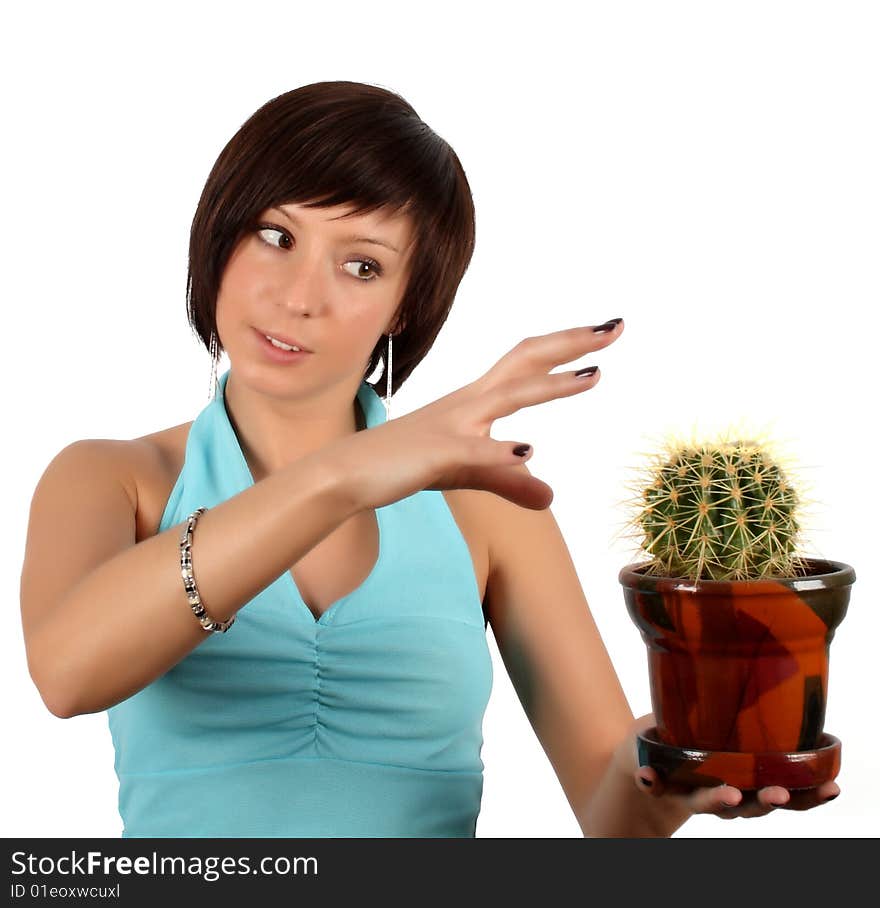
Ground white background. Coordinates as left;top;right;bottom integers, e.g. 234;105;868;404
3;0;877;838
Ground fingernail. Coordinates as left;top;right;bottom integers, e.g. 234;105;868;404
512;444;531;457
575;365;599;378
592;317;623;333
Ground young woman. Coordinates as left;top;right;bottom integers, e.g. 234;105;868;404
20;81;839;837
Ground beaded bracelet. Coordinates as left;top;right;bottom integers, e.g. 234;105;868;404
179;507;236;633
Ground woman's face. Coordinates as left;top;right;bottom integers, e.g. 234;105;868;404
215;200;415;399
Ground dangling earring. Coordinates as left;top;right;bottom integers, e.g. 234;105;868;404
383;332;393;420
208;330;220;403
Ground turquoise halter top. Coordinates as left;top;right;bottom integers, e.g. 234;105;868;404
106;368;494;837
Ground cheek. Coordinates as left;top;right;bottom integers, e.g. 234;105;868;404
335;293;388;330
218;240;269;299
219;264;255;303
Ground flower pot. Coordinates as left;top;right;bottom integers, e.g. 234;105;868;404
619;557;855;791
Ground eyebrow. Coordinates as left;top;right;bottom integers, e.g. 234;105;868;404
271;206;401;254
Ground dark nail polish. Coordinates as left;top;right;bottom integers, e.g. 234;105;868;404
575;365;599;377
592;317;623;333
513;444;531;457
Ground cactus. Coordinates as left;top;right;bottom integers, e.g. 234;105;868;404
615;424;822;581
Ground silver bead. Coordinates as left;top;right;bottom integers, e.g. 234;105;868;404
179;507;235;633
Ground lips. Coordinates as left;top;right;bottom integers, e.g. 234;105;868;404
255;327;312;352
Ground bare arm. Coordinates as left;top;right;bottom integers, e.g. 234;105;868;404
21;438;359;719
480;463;635;822
23;322;628;720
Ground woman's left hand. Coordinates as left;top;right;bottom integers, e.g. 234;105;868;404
624;713;841;818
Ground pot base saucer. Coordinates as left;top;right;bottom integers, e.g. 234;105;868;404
636;726;841;791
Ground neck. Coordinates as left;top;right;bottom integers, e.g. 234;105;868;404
223;369;366;480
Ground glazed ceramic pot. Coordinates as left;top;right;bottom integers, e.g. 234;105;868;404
619;557;855;790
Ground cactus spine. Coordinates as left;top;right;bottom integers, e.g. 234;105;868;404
617;426;820;581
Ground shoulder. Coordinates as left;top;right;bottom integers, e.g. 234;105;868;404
442;488;492;545
129;421;191;476
459;464;571;623
42;438;141;511
58;423;192;544
445;465;553;572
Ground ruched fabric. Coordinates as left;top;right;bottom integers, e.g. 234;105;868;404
106;368;493;837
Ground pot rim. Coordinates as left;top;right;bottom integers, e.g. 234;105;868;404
619;556;856;595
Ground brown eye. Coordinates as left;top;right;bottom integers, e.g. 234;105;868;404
256;225;291;249
342;260;383;281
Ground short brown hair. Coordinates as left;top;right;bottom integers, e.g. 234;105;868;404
187;80;476;396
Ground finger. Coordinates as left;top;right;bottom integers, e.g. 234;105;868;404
452;461;555;510
478;361;604;426
774;781;841;812
713;782;841;815
713;787;795;819
635;766;665;797
703;785;785;819
757;786;791;810
483;320;624;394
634;766;725;802
688;783;746;817
634;771;778;819
634;764;724;802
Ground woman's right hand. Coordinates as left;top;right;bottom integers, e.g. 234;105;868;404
331;318;624;512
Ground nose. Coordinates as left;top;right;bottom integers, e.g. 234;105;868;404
275;253;327;316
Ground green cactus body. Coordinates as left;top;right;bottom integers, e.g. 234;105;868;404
621;433;816;581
